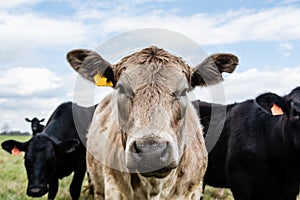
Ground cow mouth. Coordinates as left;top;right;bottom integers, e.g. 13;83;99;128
140;167;173;178
128;160;178;178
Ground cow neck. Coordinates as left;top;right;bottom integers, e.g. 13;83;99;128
38;133;60;144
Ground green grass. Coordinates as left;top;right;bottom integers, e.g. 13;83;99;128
203;187;234;200
204;186;300;200
0;135;92;200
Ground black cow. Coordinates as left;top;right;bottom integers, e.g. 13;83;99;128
194;86;300;200
25;117;45;136
2;102;96;200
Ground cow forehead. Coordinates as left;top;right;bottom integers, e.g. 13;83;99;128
118;64;188;93
113;46;191;86
289;88;300;101
27;138;54;154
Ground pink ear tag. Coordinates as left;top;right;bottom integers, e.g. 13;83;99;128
271;104;283;116
11;146;21;155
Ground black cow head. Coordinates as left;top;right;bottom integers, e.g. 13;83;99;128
256;87;300;149
1;135;79;197
256;87;300;123
25;118;45;135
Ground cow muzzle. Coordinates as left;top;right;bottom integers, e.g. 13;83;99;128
126;137;178;178
27;185;48;197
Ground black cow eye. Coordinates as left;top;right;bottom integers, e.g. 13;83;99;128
291;101;300;120
292;111;300;120
172;88;188;99
116;84;134;98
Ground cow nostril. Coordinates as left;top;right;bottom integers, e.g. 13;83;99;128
27;186;48;197
134;140;168;155
133;141;140;153
160;143;169;162
30;187;42;193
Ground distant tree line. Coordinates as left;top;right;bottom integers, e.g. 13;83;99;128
0;123;31;135
0;131;31;136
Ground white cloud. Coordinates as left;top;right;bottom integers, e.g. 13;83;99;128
84;6;300;45
0;68;76;132
278;0;300;5
194;67;300;104
279;42;294;56
0;97;62;132
0;0;40;9
0;11;91;60
1;3;300;61
0;67;61;97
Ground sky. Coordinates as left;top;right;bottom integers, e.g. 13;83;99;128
0;0;300;132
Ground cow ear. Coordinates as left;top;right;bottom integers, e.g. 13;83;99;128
67;49;115;87
1;140;29;154
255;93;288;116
191;53;238;87
25;118;31;122
40;118;45;122
56;139;80;154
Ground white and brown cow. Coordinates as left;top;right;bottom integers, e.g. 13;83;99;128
67;46;238;199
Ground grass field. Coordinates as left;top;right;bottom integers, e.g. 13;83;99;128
0;135;299;200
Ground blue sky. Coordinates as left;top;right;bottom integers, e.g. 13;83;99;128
0;0;300;132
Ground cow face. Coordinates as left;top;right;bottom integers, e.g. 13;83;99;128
67;46;238;177
1;135;79;197
256;87;300;148
25;118;44;133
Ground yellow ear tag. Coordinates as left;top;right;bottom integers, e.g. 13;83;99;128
271;103;284;116
93;74;113;87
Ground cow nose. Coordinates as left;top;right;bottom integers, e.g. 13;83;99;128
133;140;169;162
27;186;47;197
126;138;179;175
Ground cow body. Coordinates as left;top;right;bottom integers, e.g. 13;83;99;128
25;117;45;136
67;46;238;199
2;102;95;200
195;87;300;200
192;100;233;189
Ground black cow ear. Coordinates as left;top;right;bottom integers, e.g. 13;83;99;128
40;118;45;122
255;93;287;116
1;140;29;154
25;118;31;122
67;49;115;87
191;53;238;87
57;139;80;154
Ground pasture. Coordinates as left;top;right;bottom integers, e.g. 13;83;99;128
1;135;299;200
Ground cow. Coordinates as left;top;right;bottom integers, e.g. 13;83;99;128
66;46;238;199
2;102;96;200
25;117;45;136
194;86;300;200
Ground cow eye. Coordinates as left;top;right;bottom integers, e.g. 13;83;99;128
172;88;188;99
291;101;300;120
116;84;135;98
292;110;300;120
